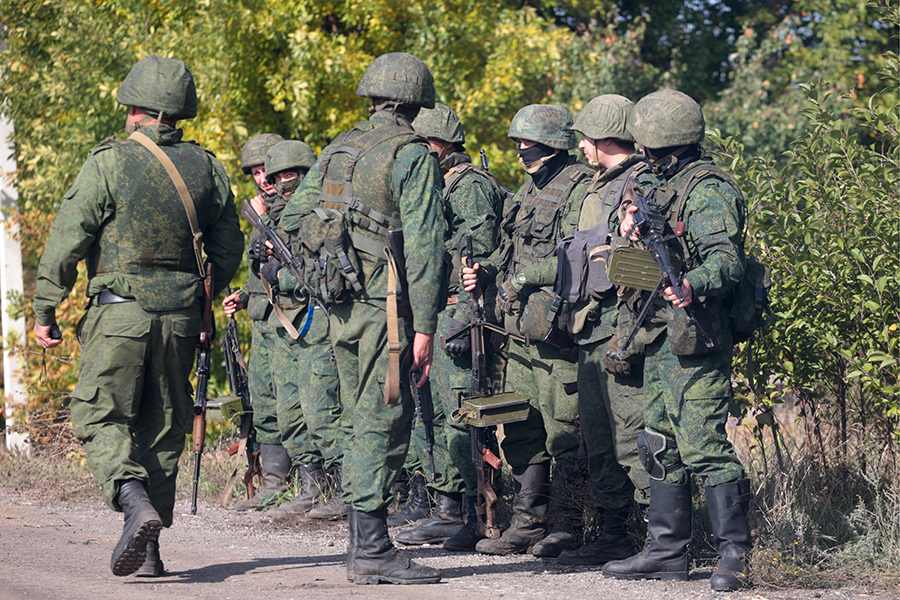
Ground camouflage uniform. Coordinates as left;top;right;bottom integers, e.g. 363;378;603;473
280;53;444;585
32;56;243;576
602;90;752;592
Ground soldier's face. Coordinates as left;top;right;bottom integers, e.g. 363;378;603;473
518;139;536;150
251;165;276;196
579;136;600;167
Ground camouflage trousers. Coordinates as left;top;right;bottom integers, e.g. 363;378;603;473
410;310;475;495
274;307;344;470
247;320;281;445
643;334;746;487
70;302;199;527
578;337;649;511
501;337;580;468
329;300;414;512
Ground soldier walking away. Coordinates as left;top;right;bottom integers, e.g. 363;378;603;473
279;52;445;585
223;133;297;513
33;56;243;577
601;90;753;592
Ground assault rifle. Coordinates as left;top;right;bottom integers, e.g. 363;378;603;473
619;182;714;353
240;200;330;317
388;230;437;482
191;263;214;516
220;289;262;503
444;235;530;539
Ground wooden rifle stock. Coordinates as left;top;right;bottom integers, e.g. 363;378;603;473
191;263;214;516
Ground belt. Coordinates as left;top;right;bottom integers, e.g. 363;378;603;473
92;290;137;306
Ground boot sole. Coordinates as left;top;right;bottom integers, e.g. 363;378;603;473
601;570;689;582
111;520;162;577
351;573;441;585
134;562;165;578
394;536;452;546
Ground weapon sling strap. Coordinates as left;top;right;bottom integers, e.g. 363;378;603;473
382;244;402;405
129;130;206;277
259;278;303;339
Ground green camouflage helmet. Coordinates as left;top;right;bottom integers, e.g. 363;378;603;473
356;52;436;109
241;133;285;175
573;95;634;143
264;140;317;183
508;104;577;150
412;103;465;144
628;89;705;149
116;55;198;120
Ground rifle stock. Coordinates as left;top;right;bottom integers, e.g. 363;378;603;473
191;263;214;515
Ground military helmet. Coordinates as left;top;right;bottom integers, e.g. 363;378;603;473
412;103;465;144
356;52;436;109
508;105;577;150
628;90;705;149
573;95;634;143
117;55;198;120
241;133;285;175
264;140;317;183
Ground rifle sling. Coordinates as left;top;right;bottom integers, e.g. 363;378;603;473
383;245;402;405
129;131;205;277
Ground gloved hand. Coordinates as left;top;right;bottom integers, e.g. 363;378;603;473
443;318;471;358
603;335;631;377
248;236;268;261
260;259;282;289
497;273;526;315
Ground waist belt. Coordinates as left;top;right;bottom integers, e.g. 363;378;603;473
92;290;137;306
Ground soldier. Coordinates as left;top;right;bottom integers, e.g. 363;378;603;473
223;133;298;513
32;56;243;577
255;141;347;520
462;105;592;558
279;52;445;584
555;95;650;565
393;103;505;549
601;90;752;592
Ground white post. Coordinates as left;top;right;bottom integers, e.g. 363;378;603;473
0;37;29;453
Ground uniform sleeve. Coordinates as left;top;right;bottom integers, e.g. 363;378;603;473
479;184;524;284
682;178;744;297
202;157;244;297
33;154;114;326
394;143;445;335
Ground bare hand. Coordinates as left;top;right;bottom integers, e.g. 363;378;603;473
34;323;62;349
250;194;266;216
461;262;481;293
409;332;434;386
222;292;244;318
663;279;693;308
620;204;640;241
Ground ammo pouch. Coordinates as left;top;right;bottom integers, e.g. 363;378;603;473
504;287;576;358
294;205;363;304
452;392;530;427
665;295;727;356
555;224;614;303
608;235;682;291
727;255;771;343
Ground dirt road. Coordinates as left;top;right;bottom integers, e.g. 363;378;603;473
0;489;889;600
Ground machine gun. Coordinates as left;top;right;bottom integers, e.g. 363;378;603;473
191;263;214;516
445;236;530;539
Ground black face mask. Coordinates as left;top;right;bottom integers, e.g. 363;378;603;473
518;143;555;168
644;145;702;178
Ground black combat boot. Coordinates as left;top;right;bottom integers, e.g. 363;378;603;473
602;480;691;581
443;494;483;552
475;462;550;555
233;443;291;511
557;507;635;565
347;509;441;585
706;478;753;591
134;539;164;577
346;507;358;581
268;463;327;519
308;464;349;520
110;480;162;577
394;491;464;545
387;471;432;527
532;464;584;558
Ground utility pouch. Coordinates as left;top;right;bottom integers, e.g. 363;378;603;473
452;392;530;427
666;296;726;356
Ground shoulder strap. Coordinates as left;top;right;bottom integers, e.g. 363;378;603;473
129;131;205;277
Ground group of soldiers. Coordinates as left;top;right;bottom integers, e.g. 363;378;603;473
33;51;752;592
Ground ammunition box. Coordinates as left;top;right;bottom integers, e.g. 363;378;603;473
457;392;530;427
607;236;681;291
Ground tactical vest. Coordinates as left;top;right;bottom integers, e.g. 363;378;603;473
89;136;215;311
295;120;427;303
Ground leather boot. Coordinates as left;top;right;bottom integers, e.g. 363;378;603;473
443;495;483;552
391;468;411;511
602;480;691;581
394;491;464;545
706;478;753;591
134;539;164;577
558;507;634;565
110;480;162;577
532;464;584;558
475;462;550;555
268;463;327;519
233;443;291;511
346;508;358;581
308;464;349;520
348;509;441;585
387;471;432;527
